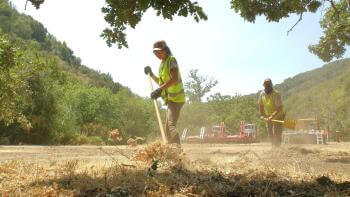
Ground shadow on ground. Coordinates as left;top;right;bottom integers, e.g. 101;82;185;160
29;164;350;197
326;157;350;164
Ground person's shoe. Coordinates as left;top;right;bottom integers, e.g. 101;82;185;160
170;133;180;145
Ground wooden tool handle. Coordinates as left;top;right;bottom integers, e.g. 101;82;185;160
147;74;168;144
271;119;284;123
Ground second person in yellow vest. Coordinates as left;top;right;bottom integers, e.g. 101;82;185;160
144;40;185;144
258;78;284;147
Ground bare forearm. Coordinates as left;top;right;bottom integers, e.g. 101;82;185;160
270;106;282;118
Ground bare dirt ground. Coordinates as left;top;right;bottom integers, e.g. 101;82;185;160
0;142;350;196
1;142;350;175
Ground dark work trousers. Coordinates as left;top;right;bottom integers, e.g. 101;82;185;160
267;122;283;147
165;101;183;144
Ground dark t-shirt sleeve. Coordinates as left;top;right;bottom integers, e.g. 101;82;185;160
170;58;178;69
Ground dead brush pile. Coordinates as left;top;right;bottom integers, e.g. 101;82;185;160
133;141;186;167
0;160;75;196
0;143;350;196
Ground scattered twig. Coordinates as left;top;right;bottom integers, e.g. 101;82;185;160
232;178;242;191
112;146;132;160
291;192;307;196
263;181;272;197
98;147;121;164
121;163;136;168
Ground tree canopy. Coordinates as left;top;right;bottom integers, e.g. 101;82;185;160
231;0;349;62
101;0;207;48
275;58;350;135
308;0;350;62
185;69;218;103
28;0;349;62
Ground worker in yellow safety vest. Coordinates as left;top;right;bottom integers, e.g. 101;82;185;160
258;78;285;147
144;40;185;144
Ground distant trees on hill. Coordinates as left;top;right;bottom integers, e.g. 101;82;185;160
0;1;158;145
277;58;350;139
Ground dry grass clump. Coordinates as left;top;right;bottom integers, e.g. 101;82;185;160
109;128;146;147
1;143;350;196
127;137;146;147
0;160;74;196
126;138;138;147
108;128;122;142
1;158;349;196
134;141;186;168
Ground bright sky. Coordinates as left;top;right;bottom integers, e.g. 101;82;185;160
11;0;348;98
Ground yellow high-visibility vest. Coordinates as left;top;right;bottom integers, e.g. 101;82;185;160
158;56;185;104
261;90;284;120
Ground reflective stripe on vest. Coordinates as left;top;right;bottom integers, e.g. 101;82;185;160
158;56;185;104
168;89;185;97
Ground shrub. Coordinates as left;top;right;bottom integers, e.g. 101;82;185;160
0;137;10;145
87;136;104;145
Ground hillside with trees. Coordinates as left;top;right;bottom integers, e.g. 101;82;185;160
0;0;159;145
276;58;350;136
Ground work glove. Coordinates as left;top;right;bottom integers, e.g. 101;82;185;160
144;66;153;76
260;116;267;121
151;88;162;100
268;115;273;121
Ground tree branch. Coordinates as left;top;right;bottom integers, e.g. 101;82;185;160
25;0;28;10
287;12;303;36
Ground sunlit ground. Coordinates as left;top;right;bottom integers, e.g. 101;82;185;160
0;142;349;196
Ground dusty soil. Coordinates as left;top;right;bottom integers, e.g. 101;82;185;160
182;142;350;176
0;142;350;196
1;142;350;175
